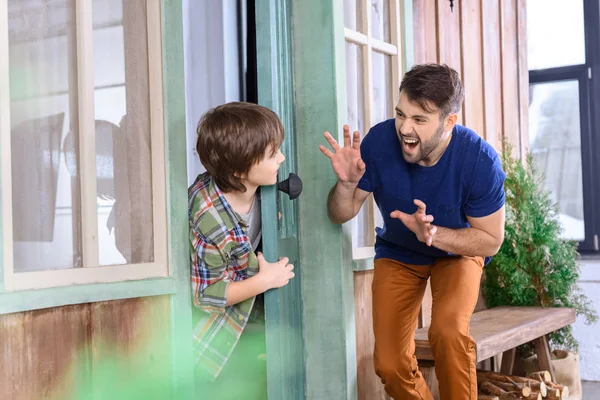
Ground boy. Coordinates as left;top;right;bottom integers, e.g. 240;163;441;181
189;102;295;398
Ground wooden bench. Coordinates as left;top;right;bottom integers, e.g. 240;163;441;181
414;306;576;381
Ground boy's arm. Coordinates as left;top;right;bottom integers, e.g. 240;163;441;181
191;227;235;313
191;228;280;311
225;276;269;306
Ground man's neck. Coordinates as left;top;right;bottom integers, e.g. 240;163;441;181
222;184;257;215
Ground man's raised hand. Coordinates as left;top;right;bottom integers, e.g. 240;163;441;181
319;125;366;187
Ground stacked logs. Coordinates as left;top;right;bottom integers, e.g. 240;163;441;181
477;370;569;400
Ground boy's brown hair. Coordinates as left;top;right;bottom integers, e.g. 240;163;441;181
196;102;284;192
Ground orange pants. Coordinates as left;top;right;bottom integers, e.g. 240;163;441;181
372;256;484;400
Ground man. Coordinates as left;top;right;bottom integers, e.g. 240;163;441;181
320;64;506;400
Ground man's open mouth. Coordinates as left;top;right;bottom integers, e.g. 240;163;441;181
401;135;420;151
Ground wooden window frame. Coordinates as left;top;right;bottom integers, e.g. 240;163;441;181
0;0;169;291
343;0;405;264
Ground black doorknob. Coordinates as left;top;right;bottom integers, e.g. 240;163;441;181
277;172;303;200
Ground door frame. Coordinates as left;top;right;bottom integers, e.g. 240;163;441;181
256;0;306;398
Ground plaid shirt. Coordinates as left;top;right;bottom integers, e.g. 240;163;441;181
188;173;259;381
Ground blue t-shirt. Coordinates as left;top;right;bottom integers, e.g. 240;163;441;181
358;119;506;265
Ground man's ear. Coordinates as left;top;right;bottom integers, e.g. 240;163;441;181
444;113;458;131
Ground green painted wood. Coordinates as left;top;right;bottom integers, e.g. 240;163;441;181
161;1;195;398
256;0;306;399
291;1;358;399
0;277;177;315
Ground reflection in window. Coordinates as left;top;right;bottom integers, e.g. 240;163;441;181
529;80;585;241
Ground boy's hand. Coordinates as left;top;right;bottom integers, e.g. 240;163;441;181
319;125;366;187
257;253;295;290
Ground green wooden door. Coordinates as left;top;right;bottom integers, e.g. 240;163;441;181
256;1;305;399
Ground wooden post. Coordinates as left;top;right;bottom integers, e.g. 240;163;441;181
533;335;556;382
500;347;516;375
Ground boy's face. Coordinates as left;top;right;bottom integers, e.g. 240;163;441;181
243;146;285;188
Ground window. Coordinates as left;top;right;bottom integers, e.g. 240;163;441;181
1;0;168;290
343;0;404;260
527;0;600;252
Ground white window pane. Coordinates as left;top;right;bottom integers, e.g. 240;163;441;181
529;80;585;241
8;0;82;272
344;0;364;33
345;42;366;135
93;0;154;265
345;42;372;247
371;0;391;42
372;51;393;125
527;0;585;69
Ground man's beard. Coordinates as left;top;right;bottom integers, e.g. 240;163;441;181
402;122;445;164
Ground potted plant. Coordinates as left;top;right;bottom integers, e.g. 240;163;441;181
482;143;597;398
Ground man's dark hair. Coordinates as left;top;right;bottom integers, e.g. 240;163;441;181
399;63;464;118
196;102;284;192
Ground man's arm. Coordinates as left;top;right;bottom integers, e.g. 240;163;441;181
431;206;505;257
326;181;371;224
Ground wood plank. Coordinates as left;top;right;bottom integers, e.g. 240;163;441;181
412;0;437;64
500;0;521;155
481;0;503;149
354;270;391;400
460;0;485;137
436;0;463;124
75;0;100;268
162;0;197;396
292;0;357;397
0;297;171;400
0;304;91;400
516;0;529;157
415;307;576;362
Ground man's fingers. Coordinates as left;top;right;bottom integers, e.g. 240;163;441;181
421;214;434;223
357;158;366;172
319;145;334;159
323;131;341;151
352;130;361;150
429;225;437;235
414;199;427;214
390;210;409;221
343;125;351;147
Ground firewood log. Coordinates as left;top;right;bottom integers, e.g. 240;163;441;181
546;388;562;400
485;380;531;397
476;370;547;396
547;382;569;399
477;395;500;400
526;393;542;400
527;371;552;382
528;381;547;397
477;370;539;385
479;382;520;400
